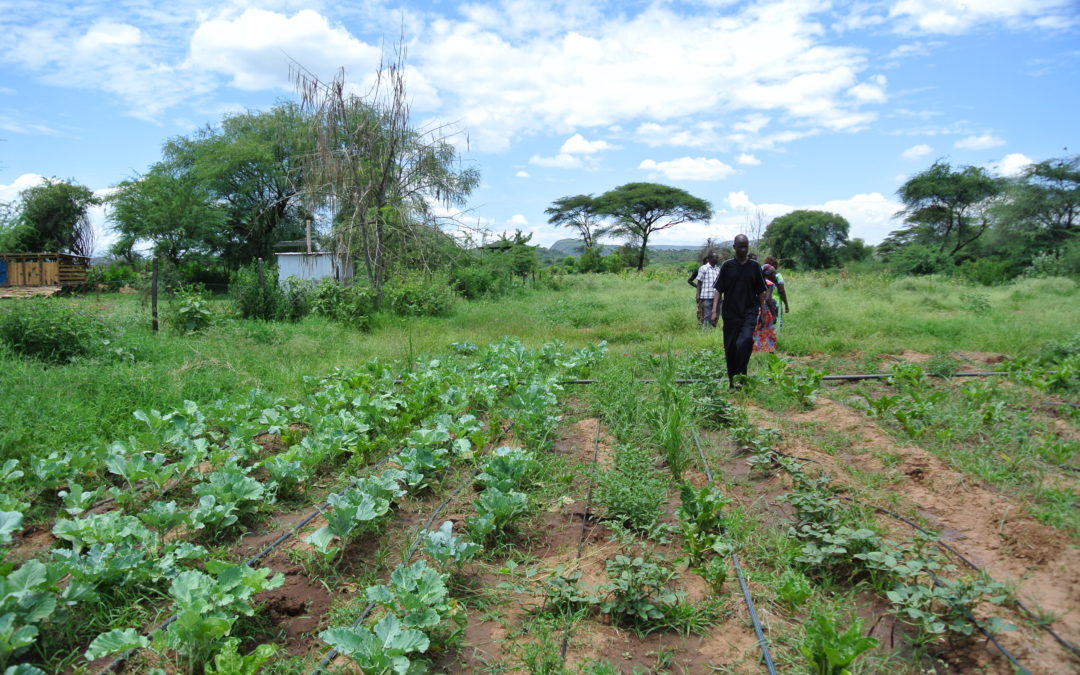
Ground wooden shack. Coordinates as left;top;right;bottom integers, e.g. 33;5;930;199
0;253;89;295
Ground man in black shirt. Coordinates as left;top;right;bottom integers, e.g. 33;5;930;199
711;234;768;388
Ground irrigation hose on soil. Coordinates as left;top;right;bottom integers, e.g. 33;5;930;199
692;430;778;675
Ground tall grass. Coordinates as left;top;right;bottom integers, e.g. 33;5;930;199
0;271;1073;463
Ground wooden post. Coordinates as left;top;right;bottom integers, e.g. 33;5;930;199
151;258;159;333
257;258;265;295
306;219;312;254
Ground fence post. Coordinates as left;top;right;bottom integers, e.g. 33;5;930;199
258;257;265;295
151;258;159;333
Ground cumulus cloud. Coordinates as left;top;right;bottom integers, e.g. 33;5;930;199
188;9;382;91
515;170;530;178
507;214;528;227
639;157;737;181
901;143;934;159
529;153;584;169
986;152;1033;177
0;173;45;202
736;153;761;165
559;133;618;154
722;189;901;244
955;134;1006;150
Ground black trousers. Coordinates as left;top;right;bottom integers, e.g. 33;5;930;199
722;308;759;386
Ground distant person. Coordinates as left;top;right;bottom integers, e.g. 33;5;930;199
763;257;790;335
690;252;720;328
754;273;777;353
712;235;768;389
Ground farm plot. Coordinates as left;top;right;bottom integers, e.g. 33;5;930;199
1;337;1076;674
0;338;606;673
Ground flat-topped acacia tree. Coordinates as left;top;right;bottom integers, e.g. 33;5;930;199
594;183;712;271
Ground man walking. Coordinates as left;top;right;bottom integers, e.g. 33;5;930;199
691;251;720;328
711;235;767;389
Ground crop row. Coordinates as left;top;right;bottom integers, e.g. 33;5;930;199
0;338;605;673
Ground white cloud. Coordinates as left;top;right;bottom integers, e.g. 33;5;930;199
889;0;1077;34
901;143;934;159
954;134;1006;150
986;152;1033;177
515;170;530;178
0;116;59;136
0;173;45;202
736;153;761;165
507;214;528;227
529;153;583;169
848;78;887;103
559;133;618;154
639;157;737;181
723;189;901;244
77;21;142;52
188;9;382;92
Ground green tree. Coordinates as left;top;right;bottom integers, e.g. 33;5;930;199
8;179;98;256
108;165;228;266
593;183;711;271
545;194;605;251
893;160;1002;261
998;155;1079;250
762;210;850;269
295;52;480;297
162;103;312;267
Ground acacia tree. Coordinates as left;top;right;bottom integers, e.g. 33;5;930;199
162;103;312;267
998;155;1079;249
9;179;97;256
293;47;479;297
545;194;605;251
593;182;711;271
893;160;1002;261
762;210;850;269
108;164;228;265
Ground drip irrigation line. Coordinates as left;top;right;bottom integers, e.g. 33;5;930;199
559;371;1038;385
692;430;777;674
559;418;603;663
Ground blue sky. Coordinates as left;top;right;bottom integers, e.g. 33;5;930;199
1;0;1077;254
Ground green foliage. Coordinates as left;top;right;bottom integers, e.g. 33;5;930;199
309;279;376;329
800;614;878;675
205;639;277;675
321;614;430;675
466;488;529;543
383;272;458;317
775;569;813;609
0;298;116;364
649;354;692;481
594;444;669;534
476;446;540;493
598;554;685;627
422;521;481;574
9;178;98;257
229;262;286;321
675;484;733;567
167;284;214;333
959;290;991;314
762;210;850;270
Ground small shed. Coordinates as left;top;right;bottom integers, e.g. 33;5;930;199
0;253;89;296
273;241;353;285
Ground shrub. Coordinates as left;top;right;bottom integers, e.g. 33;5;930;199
383;272;458;317
310;279;376;330
230;263;286;321
166;284;214;333
0;298;113;363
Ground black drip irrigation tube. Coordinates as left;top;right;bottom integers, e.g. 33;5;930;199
691;430;778;675
557;418;603;664
95;455;394;675
559;371;1042;385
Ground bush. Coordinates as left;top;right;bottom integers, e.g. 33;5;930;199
890;244;951;276
166;284;214;333
229;264;311;322
383;273;458;317
0;298;114;363
310;279;376;330
451;265;510;300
